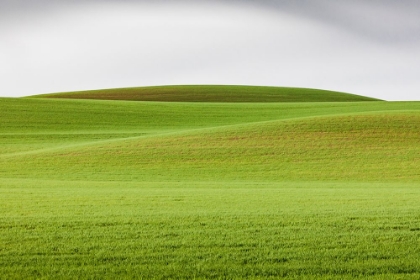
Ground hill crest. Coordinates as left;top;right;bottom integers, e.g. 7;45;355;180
30;85;381;102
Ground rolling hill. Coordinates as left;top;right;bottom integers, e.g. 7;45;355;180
31;85;382;102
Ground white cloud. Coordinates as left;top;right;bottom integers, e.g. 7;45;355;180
0;1;419;100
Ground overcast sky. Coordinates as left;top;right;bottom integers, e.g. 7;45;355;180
1;0;419;100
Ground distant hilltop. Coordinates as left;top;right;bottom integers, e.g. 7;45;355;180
29;85;382;102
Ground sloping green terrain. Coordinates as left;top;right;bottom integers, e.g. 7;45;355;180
32;85;381;102
0;88;419;279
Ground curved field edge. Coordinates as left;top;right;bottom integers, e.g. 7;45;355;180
1;111;419;182
2;98;408;157
0;97;418;158
28;85;382;102
0;97;414;135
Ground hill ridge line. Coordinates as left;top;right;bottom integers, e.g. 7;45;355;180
0;109;415;159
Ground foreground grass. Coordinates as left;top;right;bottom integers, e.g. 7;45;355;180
1;180;420;279
1;96;419;278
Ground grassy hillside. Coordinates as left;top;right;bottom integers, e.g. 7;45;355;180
1;93;420;279
31;85;381;102
2;109;419;182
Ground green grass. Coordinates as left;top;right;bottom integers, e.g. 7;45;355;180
0;88;419;278
31;85;381;102
2;180;420;279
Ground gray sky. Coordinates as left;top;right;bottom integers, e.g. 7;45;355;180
1;0;419;100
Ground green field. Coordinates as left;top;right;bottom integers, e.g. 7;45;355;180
1;86;419;278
